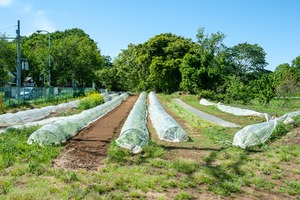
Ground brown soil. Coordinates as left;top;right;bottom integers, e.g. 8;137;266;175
52;95;138;171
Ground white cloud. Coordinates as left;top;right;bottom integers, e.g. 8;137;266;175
0;0;12;7
21;4;32;14
33;10;56;32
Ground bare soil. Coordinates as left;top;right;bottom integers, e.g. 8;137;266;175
52;95;138;171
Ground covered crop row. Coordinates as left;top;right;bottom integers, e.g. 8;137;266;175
116;91;148;153
0;99;80;128
27;93;129;145
233;110;300;148
199;98;270;121
148;92;189;142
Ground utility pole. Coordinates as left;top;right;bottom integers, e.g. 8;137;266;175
16;20;21;99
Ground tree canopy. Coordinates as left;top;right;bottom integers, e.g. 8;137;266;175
1;26;299;104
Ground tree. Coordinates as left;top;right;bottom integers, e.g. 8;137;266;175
180;28;226;93
253;74;277;105
274;63;299;97
0;34;16;86
146;33;194;93
21;28;104;87
226;42;268;83
291;55;300;69
114;33;194;93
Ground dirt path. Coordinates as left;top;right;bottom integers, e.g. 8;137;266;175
52;95;138;171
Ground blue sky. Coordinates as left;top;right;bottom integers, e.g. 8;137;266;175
1;0;299;71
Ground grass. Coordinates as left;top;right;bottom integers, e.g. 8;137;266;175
0;93;300;199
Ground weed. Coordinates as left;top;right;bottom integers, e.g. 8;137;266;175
171;158;200;174
174;191;195;200
78;92;104;109
252;177;275;191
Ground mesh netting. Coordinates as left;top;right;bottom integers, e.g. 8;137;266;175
148;92;188;142
199;98;215;106
27;93;129;145
116;92;148;153
0;99;80;127
233;110;300;148
199;98;270;121
217;103;271;121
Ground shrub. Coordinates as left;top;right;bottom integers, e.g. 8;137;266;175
78;92;104;110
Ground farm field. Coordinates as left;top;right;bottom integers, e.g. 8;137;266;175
0;93;300;199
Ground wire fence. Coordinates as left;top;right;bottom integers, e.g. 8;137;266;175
0;86;94;109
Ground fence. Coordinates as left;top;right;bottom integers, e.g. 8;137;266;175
0;86;94;108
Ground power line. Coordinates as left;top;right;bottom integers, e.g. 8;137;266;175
0;25;17;31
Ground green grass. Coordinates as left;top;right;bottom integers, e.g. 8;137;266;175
1;93;300;199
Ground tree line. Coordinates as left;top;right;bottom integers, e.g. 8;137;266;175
0;28;104;88
1;27;300;104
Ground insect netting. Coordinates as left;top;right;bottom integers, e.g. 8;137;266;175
116;91;149;153
199;98;270;121
148;92;188;142
103;93;120;102
0;99;80;128
27;92;129;145
233;110;300;149
199;98;216;106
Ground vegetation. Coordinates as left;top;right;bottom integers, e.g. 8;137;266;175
1;24;300;199
2;26;300;104
1;29;105;88
77;91;104;110
0;94;299;199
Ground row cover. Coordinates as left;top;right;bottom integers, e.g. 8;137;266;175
27;93;129;145
148;92;189;142
0;93;120;129
199;98;271;121
0;99;80;127
116;91;148;153
233;110;300;148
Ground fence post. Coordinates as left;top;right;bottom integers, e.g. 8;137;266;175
0;96;4;112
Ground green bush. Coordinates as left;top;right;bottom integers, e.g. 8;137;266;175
78;92;104;110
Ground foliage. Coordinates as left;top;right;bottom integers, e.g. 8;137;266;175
0;34;16;86
274;63;300;97
77;92;104;110
226;42;268;82
224;76;254;104
19;28;105;87
253;74;278;105
0;127;62;170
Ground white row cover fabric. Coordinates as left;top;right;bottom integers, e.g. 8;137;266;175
0;117;62;134
0;99;80;128
199;98;270;121
233;120;277;149
27;93;129;145
199;98;215;106
116;92;149;153
148;92;189;142
233;110;300;148
217;103;271;121
103;93;119;102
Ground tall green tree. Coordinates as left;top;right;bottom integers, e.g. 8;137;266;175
0;34;16;86
226;42;268;83
274;63;299;97
21;28;104;87
180;28;226;93
146;33;194;93
253;74;278;105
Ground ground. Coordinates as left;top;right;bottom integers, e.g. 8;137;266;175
53;95;139;170
51;94;300;199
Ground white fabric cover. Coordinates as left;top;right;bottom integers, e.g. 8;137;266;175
148;92;188;142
